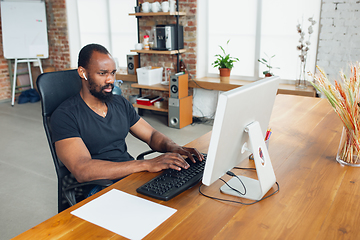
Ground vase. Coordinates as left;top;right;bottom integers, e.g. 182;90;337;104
336;127;360;167
295;79;307;89
219;68;231;83
295;61;307;89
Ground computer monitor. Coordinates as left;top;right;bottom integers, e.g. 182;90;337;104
202;76;280;200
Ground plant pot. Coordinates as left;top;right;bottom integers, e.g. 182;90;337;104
265;73;273;77
219;68;231;83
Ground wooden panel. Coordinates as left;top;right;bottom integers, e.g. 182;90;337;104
178;95;193;129
189;77;316;97
133;103;168;112
130;49;186;55
115;73;137;82
317;166;360;239
131;83;169;91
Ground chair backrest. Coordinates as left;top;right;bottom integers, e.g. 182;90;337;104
36;69;82;212
37;69;82;117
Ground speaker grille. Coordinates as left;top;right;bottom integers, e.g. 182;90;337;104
128;62;134;70
170;85;178;94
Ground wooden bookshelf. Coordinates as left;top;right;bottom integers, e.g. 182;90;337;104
129;12;186;17
131;83;169;112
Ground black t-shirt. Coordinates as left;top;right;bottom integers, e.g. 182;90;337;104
50;94;140;162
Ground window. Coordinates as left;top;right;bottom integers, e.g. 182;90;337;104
67;0;137;68
204;0;321;81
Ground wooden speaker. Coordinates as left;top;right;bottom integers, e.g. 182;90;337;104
169;73;188;99
168;95;193;129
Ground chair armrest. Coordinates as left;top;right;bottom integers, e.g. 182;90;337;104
63;179;113;192
63;179;113;206
136;150;156;160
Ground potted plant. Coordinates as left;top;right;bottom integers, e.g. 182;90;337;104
258;53;279;77
212;40;239;83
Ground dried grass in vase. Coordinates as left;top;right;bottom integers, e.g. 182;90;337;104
308;62;360;166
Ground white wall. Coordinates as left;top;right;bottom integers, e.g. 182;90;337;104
66;0;81;68
193;0;217;118
317;0;360;82
65;0;137;69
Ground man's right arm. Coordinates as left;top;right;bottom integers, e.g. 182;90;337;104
55;137;190;183
55;137;147;182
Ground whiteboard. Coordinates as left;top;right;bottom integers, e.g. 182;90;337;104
1;1;49;59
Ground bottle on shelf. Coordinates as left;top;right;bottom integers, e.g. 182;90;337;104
149;26;156;49
179;59;186;74
165;68;171;82
143;35;150;50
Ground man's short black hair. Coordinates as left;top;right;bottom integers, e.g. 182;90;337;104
78;43;110;69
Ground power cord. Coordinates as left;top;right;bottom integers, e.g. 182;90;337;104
198;168;280;205
223;171;246;196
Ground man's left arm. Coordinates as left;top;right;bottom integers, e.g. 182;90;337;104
129;118;204;163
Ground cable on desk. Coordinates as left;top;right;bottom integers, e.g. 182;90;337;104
199;182;279;205
224;171;246;196
198;168;280;205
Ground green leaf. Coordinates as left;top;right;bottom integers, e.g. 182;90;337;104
212;39;239;70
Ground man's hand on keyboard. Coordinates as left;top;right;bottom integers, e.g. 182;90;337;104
169;146;204;163
144;152;190;172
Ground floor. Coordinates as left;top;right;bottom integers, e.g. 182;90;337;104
0;100;213;240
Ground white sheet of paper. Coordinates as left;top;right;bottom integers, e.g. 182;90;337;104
71;189;177;240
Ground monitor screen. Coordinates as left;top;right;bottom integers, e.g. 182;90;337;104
202;76;280;192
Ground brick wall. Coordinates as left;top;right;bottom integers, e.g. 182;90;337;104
43;0;71;71
137;0;197;77
0;0;70;102
0;15;10;101
129;0;197;101
316;0;360;82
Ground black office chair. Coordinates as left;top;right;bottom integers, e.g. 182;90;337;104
36;69;154;212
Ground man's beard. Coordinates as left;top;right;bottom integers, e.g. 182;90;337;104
88;78;114;102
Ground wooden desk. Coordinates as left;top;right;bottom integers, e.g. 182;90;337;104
14;95;359;239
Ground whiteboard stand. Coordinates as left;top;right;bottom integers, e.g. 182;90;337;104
11;58;43;106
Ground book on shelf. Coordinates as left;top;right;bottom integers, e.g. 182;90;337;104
136;95;161;106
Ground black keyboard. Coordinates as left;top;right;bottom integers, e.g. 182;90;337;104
136;154;207;201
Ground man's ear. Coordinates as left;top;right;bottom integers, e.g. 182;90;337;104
78;67;87;80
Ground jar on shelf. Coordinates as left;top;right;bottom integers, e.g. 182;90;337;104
143;35;150;50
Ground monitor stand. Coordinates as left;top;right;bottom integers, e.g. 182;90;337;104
220;121;276;201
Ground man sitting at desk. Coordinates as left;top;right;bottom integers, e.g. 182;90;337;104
50;43;203;195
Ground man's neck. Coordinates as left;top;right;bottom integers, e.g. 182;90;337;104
80;88;105;108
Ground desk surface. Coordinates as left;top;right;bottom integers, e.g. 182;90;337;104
14;94;359;240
